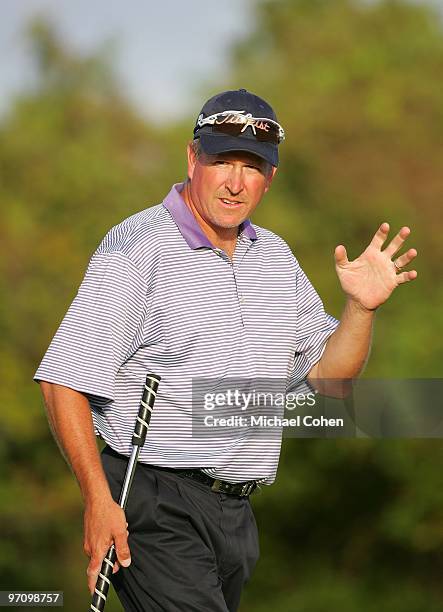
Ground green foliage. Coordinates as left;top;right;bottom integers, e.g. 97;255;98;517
227;0;443;376
0;20;179;611
1;3;442;610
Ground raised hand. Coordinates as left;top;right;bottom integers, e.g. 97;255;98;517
334;223;417;311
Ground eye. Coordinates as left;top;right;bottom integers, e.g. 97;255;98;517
214;160;228;165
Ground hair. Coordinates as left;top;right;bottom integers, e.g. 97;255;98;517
190;138;202;158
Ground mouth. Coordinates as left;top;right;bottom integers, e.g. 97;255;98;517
218;197;244;209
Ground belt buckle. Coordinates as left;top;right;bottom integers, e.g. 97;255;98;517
211;479;256;496
240;482;256;497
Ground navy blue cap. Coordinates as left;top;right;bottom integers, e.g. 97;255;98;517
193;89;282;167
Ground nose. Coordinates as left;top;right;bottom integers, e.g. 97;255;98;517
225;165;244;196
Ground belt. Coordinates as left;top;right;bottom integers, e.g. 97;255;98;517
104;447;258;498
176;469;258;498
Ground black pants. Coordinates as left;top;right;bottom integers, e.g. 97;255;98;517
101;446;260;612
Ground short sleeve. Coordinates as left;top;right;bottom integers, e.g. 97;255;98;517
34;251;147;402
288;263;339;388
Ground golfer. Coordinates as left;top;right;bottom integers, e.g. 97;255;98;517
34;89;417;611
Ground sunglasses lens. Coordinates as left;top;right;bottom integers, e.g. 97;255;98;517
212;123;279;144
254;126;279;144
212;123;244;137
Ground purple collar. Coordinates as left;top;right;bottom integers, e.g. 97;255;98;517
162;182;258;250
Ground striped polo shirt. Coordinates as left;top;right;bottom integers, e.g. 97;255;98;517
34;182;338;484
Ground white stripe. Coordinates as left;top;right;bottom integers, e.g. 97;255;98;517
143;388;157;399
99;572;110;585
94;588;106;601
103;557;114;569
140;399;153;412
144;384;158;395
136;415;149;428
90;604;101;612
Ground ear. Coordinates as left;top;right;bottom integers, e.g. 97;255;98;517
264;166;278;193
186;142;198;181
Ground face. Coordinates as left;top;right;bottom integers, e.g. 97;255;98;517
185;144;277;232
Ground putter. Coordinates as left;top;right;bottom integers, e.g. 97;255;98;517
89;373;161;612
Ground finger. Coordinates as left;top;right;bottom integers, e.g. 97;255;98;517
87;556;102;595
113;561;120;574
396;270;418;284
369;222;390;249
334;245;349;267
393;248;417;270
384;226;410;258
114;531;131;568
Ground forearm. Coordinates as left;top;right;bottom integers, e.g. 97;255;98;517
39;381;113;505
308;299;375;394
320;299;375;378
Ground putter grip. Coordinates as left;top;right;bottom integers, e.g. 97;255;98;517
90;545;116;612
89;373;161;612
132;374;161;446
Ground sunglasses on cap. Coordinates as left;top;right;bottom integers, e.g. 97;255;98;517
195;110;285;145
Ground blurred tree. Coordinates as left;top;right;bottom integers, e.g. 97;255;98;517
224;0;443;377
216;1;443;610
0;18;185;611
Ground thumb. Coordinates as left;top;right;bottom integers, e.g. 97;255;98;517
334;245;349;267
114;530;131;568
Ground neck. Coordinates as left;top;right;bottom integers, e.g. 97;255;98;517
181;181;239;259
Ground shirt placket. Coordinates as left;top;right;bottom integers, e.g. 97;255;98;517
215;237;258;382
213;237;254;328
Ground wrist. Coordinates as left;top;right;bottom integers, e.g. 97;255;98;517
84;486;114;509
79;469;113;506
345;297;377;316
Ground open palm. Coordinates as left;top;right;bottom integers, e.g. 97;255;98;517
335;223;418;311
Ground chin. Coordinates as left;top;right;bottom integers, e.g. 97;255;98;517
216;219;244;229
213;212;247;229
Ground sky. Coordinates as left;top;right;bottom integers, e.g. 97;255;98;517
0;0;255;122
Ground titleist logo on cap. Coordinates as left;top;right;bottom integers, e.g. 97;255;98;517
197;111;272;136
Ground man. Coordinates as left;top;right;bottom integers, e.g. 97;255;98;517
34;89;417;611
